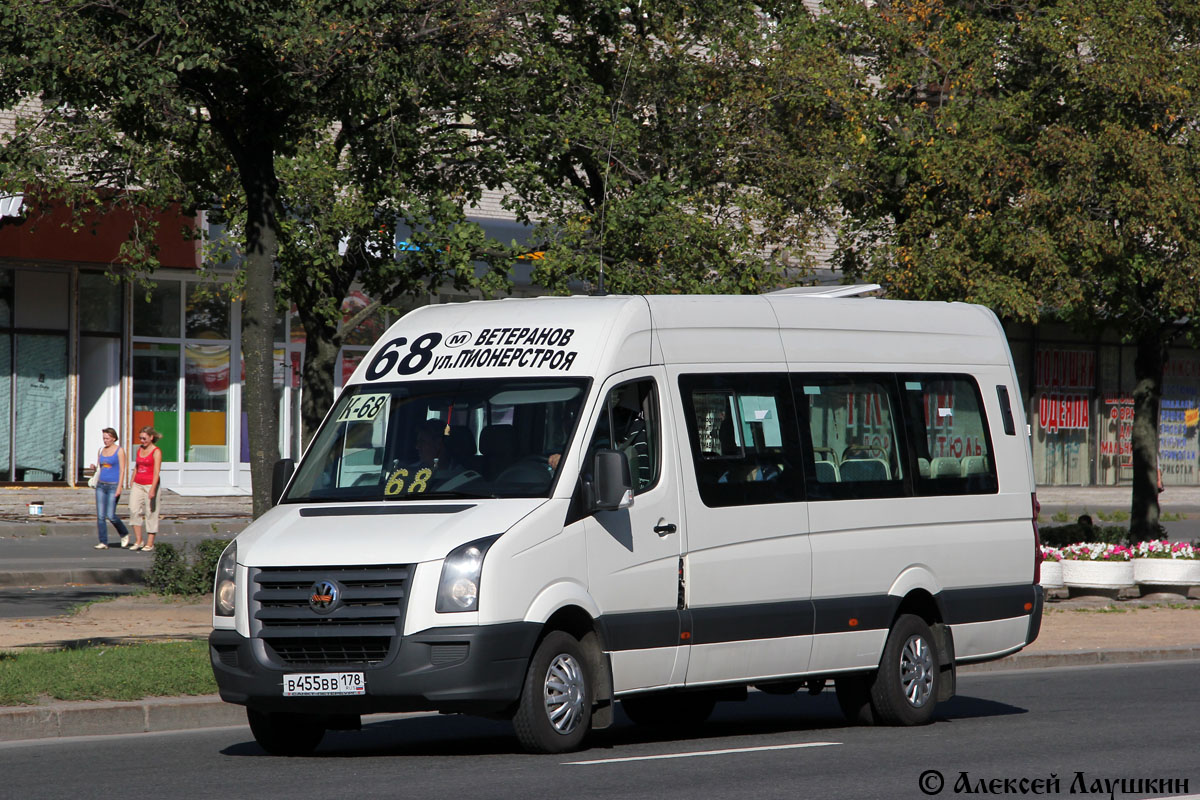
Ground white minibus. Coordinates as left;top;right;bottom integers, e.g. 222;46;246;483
210;291;1043;754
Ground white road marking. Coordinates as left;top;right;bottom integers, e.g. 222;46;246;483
563;741;841;765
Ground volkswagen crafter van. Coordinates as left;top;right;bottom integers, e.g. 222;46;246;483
210;291;1043;754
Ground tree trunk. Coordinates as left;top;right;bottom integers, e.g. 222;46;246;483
299;320;341;451
240;156;283;518
1129;328;1165;540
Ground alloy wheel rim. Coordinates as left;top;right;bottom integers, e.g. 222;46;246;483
543;653;586;734
900;634;935;708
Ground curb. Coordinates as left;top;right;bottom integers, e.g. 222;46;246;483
0;568;146;588
960;645;1200;672
0;696;244;743
4;648;1200;744
0;520;249;538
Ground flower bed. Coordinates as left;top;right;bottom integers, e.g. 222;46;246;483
1060;543;1134;591
1132;540;1200;589
1039;546;1064;588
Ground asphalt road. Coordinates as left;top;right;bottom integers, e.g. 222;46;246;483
4;660;1197;800
0;584;139;618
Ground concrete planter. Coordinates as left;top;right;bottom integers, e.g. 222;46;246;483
1039;561;1064;589
1061;559;1134;590
1132;558;1200;587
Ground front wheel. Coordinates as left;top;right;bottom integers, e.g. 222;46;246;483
869;614;939;726
512;631;593;753
246;709;325;756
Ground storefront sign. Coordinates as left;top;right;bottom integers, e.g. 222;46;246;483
1100;394;1133;467
1035;349;1096;389
1039;393;1089;434
1160;391;1199;478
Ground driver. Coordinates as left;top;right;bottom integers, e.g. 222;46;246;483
412;418;456;473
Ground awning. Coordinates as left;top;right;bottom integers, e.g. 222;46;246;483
0;194;25;219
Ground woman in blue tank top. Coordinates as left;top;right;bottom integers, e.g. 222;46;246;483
91;428;131;549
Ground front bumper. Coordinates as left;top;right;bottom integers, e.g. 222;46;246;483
209;622;541;716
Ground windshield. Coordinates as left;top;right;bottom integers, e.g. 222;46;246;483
285;377;590;503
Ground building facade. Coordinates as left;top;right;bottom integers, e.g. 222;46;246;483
1007;320;1200;488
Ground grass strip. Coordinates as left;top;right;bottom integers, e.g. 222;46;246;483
0;640;217;706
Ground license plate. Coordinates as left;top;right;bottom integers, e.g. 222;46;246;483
283;672;365;697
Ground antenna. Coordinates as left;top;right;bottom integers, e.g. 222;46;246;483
598;7;639;296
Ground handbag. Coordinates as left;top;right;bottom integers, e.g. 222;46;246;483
88;447;102;488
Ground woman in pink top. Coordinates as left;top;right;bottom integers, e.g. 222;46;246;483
129;426;163;552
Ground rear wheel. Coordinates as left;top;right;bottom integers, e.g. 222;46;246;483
621;691;717;728
512;631;593;753
869;614;939;725
246;709;325;756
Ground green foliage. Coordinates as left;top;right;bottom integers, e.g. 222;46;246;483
1039;524;1129;548
1096;509;1131;523
825;0;1200;535
476;2;860;295
145;539;232;596
0;641;215;705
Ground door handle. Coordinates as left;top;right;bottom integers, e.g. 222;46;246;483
654;522;677;536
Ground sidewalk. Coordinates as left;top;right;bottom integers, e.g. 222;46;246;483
0;485;252;529
0;486;250;587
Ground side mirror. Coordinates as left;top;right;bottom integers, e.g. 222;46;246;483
271;458;296;506
591;449;633;511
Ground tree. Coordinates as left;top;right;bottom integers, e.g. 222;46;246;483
3;0;522;515
828;0;1200;537
472;2;865;294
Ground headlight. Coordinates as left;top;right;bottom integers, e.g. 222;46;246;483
436;535;500;613
214;541;237;617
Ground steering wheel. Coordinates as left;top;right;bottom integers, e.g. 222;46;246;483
494;455;554;484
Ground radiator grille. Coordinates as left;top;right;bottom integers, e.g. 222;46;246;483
266;636;393;665
251;564;411;667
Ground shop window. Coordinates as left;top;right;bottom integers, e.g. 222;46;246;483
15;271;68;330
133;280;181;338
13;334;68;481
0;333;9;477
133;342;181;461
79;272;122;335
0;269;11;327
185;283;230;339
185;343;229;462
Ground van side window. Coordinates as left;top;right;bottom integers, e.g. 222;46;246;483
679;373;804;507
796;374;906;500
901;375;998;495
584;379;660;495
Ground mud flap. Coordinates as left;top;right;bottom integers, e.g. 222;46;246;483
931;622;956;702
583;632;614;730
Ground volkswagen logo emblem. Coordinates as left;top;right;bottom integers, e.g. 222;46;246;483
309;579;341;614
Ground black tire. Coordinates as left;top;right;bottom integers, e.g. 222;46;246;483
621;691;717;728
868;614;939;726
246;708;325;756
512;631;593;754
834;674;875;725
